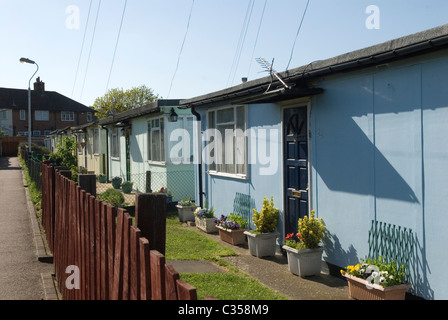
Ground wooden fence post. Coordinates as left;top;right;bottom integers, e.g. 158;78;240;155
78;174;97;197
135;193;167;255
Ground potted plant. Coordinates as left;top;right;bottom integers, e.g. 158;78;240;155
282;211;325;277
121;181;133;194
215;213;248;246
157;187;173;203
111;176;122;190
244;197;279;258
194;206;218;233
341;257;410;300
176;197;197;222
98;173;107;183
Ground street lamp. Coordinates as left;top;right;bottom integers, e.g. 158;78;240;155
20;57;39;152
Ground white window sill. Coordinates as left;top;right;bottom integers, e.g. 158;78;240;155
111;157;120;161
208;171;248;181
147;161;166;167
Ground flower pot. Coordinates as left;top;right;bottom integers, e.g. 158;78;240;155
195;216;218;234
217;226;247;246
282;246;324;277
245;231;279;258
122;183;133;194
176;205;196;222
112;178;122;189
98;175;107;183
343;274;410;300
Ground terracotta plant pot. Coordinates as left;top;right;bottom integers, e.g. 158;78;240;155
217;226;247;245
343;274;410;300
282;245;324;277
195;216;218;233
244;231;279;258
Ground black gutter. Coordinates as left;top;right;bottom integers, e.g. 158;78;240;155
190;106;204;208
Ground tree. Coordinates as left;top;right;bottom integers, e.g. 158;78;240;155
93;85;159;119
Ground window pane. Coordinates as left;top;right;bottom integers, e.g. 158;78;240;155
217;108;234;124
152;130;160;161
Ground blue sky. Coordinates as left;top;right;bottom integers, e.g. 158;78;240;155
1;0;447;107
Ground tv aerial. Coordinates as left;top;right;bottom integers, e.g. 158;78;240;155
256;57;292;92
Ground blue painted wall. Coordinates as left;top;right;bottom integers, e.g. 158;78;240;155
311;49;448;300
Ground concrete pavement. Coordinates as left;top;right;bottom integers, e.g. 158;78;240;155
0;157;54;300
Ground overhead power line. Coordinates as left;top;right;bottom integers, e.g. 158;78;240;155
166;0;195;100
80;0;102;101
71;0;93;98
286;0;311;71
106;0;128;93
247;0;268;78
227;0;255;87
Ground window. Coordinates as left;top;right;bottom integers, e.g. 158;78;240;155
44;130;52;136
207;105;247;176
61;111;75;122
148;117;165;162
33;130;41;137
35;110;49;121
111;128;120;158
87;112;93;122
0;110;8;120
20;110;26;121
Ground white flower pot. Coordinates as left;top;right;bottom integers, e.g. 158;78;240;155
176;205;196;222
195;216;218;233
282;246;324;277
244;231;279;258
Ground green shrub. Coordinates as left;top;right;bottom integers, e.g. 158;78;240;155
97;188;125;208
252;197;279;234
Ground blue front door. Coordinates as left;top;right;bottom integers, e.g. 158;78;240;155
284;107;309;236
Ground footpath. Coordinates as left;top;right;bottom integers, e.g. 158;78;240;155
0;157;54;300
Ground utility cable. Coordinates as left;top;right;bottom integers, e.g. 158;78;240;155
286;0;310;71
226;0;255;87
106;0;128;93
71;0;93;98
166;0;195;101
247;0;268;79
80;0;102;101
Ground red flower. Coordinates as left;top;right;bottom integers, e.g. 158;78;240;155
285;233;295;240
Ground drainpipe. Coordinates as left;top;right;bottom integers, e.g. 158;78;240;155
101;125;110;180
191;106;204;208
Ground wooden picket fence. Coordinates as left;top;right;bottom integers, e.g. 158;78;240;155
40;162;205;300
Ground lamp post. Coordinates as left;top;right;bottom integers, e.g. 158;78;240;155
20;57;39;152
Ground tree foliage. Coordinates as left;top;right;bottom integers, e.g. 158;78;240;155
92;85;159;119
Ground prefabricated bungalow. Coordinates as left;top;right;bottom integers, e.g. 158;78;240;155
99;100;196;201
71;121;108;176
180;24;448;300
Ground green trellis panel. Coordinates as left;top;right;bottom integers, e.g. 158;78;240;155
368;220;414;280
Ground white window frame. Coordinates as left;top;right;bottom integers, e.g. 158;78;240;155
148;116;165;164
61;111;75;122
207;105;247;179
35;110;49;121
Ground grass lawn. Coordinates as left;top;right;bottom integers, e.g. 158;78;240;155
165;213;288;300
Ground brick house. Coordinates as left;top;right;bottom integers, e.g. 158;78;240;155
0;78;95;138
